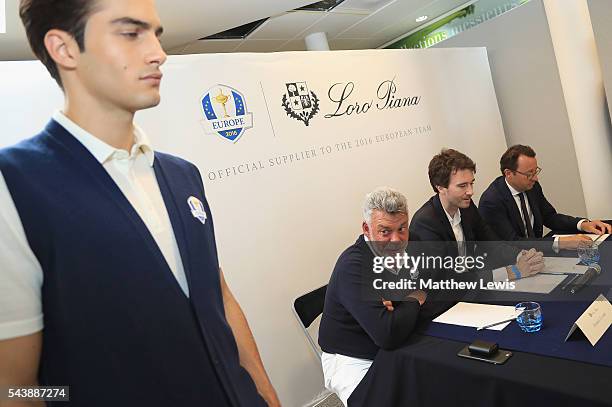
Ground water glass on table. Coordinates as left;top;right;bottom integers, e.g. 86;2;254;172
577;240;600;266
515;302;542;333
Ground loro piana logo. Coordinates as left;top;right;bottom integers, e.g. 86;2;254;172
281;82;319;126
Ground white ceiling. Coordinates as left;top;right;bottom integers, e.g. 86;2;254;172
0;0;471;60
176;0;472;54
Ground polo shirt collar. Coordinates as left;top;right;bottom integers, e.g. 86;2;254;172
52;110;155;167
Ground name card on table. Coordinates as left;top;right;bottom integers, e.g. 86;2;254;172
565;294;612;346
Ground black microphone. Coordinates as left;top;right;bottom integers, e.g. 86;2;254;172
570;264;602;294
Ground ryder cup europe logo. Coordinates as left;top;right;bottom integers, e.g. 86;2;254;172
282;82;319;126
200;85;253;143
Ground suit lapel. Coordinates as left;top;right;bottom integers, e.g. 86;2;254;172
460;206;475;242
525;188;543;232
497;177;526;237
432;195;457;241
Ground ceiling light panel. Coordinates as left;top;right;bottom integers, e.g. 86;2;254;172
298;0;347;11
334;0;395;12
249;11;325;40
201;18;268;40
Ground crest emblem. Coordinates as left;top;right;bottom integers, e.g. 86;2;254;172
282;82;320;126
187;196;207;224
200;85;253;143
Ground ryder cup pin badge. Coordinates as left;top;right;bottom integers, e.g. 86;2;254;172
188;196;207;224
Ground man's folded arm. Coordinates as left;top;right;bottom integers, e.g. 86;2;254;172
339;259;421;350
345;297;421;350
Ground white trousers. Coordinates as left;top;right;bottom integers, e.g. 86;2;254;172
321;352;373;406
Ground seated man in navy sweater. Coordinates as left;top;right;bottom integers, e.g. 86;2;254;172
318;187;428;405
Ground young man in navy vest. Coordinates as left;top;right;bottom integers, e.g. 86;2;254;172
0;1;279;406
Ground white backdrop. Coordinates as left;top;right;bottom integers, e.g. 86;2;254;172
0;0;5;34
0;48;507;406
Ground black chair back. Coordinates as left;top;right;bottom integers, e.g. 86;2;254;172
293;285;327;328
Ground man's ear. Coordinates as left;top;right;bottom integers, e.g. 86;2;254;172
503;169;512;178
44;29;80;71
362;221;370;238
435;185;444;194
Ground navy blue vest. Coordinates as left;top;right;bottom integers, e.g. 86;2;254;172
0;120;265;407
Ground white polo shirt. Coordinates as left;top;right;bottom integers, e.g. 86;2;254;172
0;111;188;341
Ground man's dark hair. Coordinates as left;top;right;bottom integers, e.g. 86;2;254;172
19;0;99;87
500;144;536;175
428;149;476;193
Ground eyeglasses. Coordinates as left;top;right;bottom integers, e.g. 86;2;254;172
514;167;542;180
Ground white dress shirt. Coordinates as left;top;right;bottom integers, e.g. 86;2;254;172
505;180;535;235
443;206;508;281
443;207;467;259
0;111;189;340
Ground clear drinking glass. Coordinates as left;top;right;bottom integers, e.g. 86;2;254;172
577;241;600;266
515;302;542;333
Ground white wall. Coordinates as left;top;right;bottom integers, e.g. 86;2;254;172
0;49;507;406
434;0;591;219
588;0;612;128
543;0;612;219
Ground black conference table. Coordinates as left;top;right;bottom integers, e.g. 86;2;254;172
349;234;612;407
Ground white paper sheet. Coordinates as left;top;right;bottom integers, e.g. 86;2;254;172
433;302;521;331
500;273;567;294
552;234;609;247
542;256;588;275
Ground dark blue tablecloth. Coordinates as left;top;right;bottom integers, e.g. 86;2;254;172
421;240;612;367
421;299;612;367
349;238;612;407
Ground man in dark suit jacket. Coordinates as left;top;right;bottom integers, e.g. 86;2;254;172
479;145;611;251
409;149;545;280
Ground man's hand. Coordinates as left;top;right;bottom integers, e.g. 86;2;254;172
581;220;612;235
382;299;394;312
559;234;593;250
513;249;545;278
408;290;427;305
381;290;426;311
